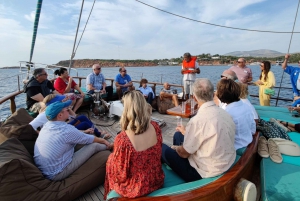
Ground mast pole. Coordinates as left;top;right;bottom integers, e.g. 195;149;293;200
27;0;43;79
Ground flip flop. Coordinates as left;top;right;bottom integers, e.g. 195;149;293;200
103;133;112;140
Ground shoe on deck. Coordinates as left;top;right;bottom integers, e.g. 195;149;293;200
258;136;269;158
268;138;283;163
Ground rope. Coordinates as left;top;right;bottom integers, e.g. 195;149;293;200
275;0;300;106
68;0;85;72
74;0;97;54
135;0;300;34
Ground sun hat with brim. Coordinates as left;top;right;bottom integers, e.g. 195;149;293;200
45;100;72;120
46;95;66;106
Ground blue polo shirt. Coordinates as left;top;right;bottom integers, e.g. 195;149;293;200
115;74;132;85
86;73;105;93
284;65;300;96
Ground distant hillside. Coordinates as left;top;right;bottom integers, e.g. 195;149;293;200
224;49;284;58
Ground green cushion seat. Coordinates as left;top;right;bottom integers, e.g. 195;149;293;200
236;147;247;156
255;105;300;123
261;158;300;201
107;155;241;199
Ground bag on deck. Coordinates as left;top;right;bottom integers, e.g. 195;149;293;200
257;119;291;140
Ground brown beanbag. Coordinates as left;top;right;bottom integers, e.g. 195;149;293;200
0;138;110;201
0;108;38;155
157;98;175;114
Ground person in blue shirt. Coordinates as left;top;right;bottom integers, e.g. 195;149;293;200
86;64;113;101
282;54;300;98
115;67;135;99
138;78;154;105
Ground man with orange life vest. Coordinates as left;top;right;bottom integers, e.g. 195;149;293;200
181;53;200;99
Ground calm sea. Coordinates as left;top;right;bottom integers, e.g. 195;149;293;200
0;65;296;119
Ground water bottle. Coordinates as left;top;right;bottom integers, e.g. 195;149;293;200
176;116;182;126
191;98;194;114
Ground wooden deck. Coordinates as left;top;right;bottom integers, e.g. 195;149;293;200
74;109;190;201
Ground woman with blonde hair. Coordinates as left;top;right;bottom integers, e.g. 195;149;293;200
256;61;276;106
104;90;164;199
238;83;259;124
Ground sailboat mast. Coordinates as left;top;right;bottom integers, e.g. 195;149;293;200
28;0;43;76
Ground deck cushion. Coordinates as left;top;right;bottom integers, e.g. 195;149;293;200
0;108;38;155
236;147;247;156
0;138;110;201
107;155;241;199
261;158;300;201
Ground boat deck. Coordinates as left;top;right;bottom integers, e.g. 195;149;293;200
74;109;190;201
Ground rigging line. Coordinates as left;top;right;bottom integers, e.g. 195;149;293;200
275;0;300;106
68;0;85;72
74;0;97;54
135;0;300;34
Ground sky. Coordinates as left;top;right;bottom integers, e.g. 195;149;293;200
0;0;300;67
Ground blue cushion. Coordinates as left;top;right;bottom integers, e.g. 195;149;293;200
261;158;300;201
236;147;247;156
255;105;300;123
107;155;241;199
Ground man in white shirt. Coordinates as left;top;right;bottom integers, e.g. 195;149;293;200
161;78;236;182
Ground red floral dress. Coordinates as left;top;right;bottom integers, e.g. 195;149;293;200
104;121;165;199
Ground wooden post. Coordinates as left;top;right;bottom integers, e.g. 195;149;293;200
10;97;16;114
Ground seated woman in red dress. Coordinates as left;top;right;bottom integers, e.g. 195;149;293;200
54;68;85;113
104;91;164;199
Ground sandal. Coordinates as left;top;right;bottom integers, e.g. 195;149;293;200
102;133;112;140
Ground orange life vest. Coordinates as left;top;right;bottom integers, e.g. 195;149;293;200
182;56;197;74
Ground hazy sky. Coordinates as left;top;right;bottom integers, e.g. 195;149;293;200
0;0;299;67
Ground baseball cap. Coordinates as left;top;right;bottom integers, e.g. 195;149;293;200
46;95;66;106
45;100;72;120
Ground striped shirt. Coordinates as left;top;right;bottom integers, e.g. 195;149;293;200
86;72;106;93
34;121;94;180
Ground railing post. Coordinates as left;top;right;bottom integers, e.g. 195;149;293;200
10;97;16;114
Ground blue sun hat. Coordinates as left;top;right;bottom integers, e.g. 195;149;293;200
45;100;72;120
46;95;66;106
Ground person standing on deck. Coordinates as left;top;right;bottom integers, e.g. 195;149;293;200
115;66;135;99
229;58;252;84
24;68;60;113
161;78;236;182
181;52;200;99
282;54;300;100
255;61;275;106
86;64;113;101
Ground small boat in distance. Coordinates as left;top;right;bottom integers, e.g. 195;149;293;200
275;60;283;65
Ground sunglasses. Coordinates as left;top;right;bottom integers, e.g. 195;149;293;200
220;75;227;78
39;73;48;76
94;68;101;70
121;70;127;72
237;61;243;63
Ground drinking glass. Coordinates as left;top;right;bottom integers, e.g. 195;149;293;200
176;116;182;127
182;102;186;114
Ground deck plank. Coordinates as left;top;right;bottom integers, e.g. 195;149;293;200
75;110;189;201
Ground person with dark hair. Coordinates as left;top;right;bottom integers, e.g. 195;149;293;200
138;78;154;105
161;78;236;182
229;58;252;83
255;61;275;106
217;79;256;150
115;66;135;99
24;68;59;113
54;68;85;112
181;52;200;99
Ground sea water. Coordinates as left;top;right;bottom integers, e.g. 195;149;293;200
0;65;296;119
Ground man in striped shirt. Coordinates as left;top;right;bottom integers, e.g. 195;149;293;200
34;101;112;181
86;64;113;100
